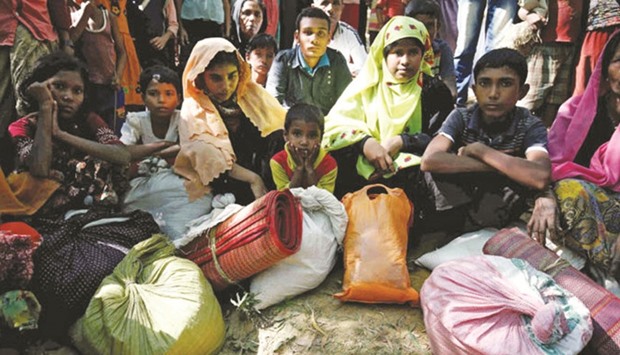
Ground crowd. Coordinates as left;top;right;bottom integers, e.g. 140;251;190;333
1;0;620;352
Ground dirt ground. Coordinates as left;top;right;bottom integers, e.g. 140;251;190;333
217;233;447;355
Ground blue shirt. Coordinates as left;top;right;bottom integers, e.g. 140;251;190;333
181;0;224;23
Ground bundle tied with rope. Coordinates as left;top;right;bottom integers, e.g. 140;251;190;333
180;189;303;290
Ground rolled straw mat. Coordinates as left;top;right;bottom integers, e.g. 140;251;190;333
181;189;302;290
483;227;620;354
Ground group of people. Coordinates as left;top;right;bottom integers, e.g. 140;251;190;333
1;0;620;346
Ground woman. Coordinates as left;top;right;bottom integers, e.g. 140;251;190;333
545;31;620;285
6;51;161;336
230;0;268;57
322;16;451;199
174;37;285;205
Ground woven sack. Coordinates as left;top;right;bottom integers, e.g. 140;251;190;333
335;184;419;305
70;235;225;355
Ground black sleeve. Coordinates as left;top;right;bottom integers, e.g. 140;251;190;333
422;74;455;135
400;133;431;155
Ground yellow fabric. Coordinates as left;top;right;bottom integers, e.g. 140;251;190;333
173;38;286;200
70;235;225;355
322;16;434;179
269;144;337;193
0;170;60;216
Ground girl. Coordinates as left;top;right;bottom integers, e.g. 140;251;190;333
322;16;451;199
174;37;285;205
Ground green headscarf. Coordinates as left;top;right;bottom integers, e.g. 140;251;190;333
322;16;434;179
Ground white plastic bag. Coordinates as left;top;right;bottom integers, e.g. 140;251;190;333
250;187;348;309
123;169;212;241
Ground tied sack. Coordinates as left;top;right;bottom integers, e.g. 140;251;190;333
70;235;225;355
335;184;419;305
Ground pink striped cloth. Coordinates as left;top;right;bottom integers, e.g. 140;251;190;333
483;228;620;354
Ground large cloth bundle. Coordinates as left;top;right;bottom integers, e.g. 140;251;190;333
335;184;419;305
30;210;160;337
70;235;225;355
422;255;593;355
250;187;348;309
484;228;620;354
181;189;303;290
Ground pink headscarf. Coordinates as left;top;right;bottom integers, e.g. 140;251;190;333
548;31;620;192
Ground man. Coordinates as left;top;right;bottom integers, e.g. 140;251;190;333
312;0;367;76
266;7;352;114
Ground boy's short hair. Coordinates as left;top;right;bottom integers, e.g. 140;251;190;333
473;48;528;86
383;37;425;59
284;103;325;133
140;65;181;94
295;7;330;32
246;33;278;56
405;0;441;19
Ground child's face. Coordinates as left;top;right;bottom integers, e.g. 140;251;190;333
472;67;529;124
240;0;263;39
295;17;330;63
201;63;239;103
414;14;438;40
606;45;620;96
246;46;275;76
284;119;321;157
49;70;85;121
143;80;179;118
385;38;423;83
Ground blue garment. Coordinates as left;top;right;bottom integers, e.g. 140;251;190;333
454;0;518;106
181;0;224;23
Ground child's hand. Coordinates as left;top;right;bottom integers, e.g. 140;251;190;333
287;142;304;166
26;80;54;104
50;101;62;137
304;144;319;169
458;142;488;159
525;13;545;28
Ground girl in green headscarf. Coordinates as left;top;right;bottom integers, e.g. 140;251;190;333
322;16;451;198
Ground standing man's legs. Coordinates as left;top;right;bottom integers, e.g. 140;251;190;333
484;0;517;52
454;0;485;106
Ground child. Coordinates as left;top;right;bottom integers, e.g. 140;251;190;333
271;103;337;192
245;33;278;87
70;0;127;131
420;48;552;235
406;0;457;99
131;0;179;69
120;65;180;164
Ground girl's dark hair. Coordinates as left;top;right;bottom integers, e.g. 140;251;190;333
139;65;181;94
601;34;620;82
19;51;90;114
195;51;241;91
284;103;325;133
473;48;528;86
246;33;278;57
383;37;425;59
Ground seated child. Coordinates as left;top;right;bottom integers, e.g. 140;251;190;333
245;33;278;87
270;103;337;192
406;0;457;99
120;65;180;166
420;48;552;235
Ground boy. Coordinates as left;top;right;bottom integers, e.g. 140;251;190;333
406;0;456;99
271;103;337;192
420;48;552;237
120;65;180;164
245;33;278;87
266;7;352;115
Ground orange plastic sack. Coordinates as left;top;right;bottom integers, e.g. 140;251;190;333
335;184;419;306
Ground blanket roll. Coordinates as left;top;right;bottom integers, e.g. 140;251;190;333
181;189;302;290
483;227;620;354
